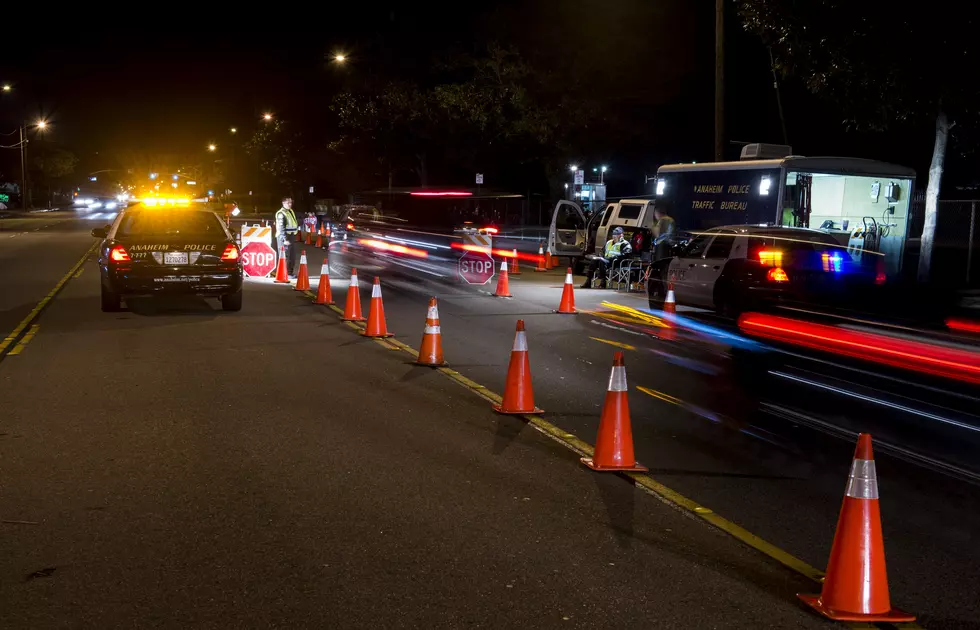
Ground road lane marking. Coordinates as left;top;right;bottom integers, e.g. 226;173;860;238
7;325;40;355
288;280;927;629
0;242;96;362
589;337;637;351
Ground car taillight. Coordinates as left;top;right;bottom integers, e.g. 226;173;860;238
221;244;239;261
758;250;783;267
109;245;130;262
346;222;355;231
482;226;499;234
767;267;789;283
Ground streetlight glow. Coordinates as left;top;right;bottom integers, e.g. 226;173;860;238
262;113;273;121
36;120;47;129
569;165;578;172
601;166;608;172
2;84;11;92
208;144;217;152
334;54;347;63
230;127;237;134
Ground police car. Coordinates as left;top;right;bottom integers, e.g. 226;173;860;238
93;200;243;312
647;224;883;316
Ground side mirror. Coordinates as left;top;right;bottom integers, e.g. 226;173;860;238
91;226;107;239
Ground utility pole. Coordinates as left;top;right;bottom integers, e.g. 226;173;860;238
714;0;725;162
19;124;28;209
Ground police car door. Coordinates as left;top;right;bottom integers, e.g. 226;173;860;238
548;201;587;257
690;230;737;306
666;232;713;307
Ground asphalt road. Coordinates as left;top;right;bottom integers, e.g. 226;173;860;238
1;217;828;628
302;240;980;630
1;218;977;628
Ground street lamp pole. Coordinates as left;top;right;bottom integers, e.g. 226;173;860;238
19;124;28;209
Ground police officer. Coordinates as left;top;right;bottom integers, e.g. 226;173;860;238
652;199;676;261
583;226;632;288
275;196;300;276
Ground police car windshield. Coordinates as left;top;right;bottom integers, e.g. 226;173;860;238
117;210;224;237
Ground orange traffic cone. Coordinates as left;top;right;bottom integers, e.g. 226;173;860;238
273;244;289;283
494;260;512;297
416;297;447;367
535;243;547;272
295;250;310;291
798;434;915;622
509;248;522;275
342;268;366;321
295;229;303;243
663;283;676;315
581;352;648;472
315;231;323;248
305;230;312;245
362;277;394;338
493;320;543;414
544;246;553;269
549;247;559;269
659;283;677;341
314;259;334;305
555;267;577;314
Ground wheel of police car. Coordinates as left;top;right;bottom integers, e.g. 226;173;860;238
101;285;122;312
221;290;243;312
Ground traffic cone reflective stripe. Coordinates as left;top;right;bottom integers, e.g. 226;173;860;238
295;251;310;291
545;246;553;269
361;277;394;337
342;268;365;321
509;248;521;275
417;297;447;366
581;352;648;472
797;434;915;622
555;267;577;313
493;320;543;414
273;244;289;283
314;260;334;305
535;243;547;272
664;283;676;315
494;260;512;297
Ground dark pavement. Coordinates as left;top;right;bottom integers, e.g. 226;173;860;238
294;242;980;630
1;231;833;628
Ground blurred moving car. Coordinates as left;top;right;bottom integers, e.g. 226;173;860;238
93;203;243;312
647;225;882;316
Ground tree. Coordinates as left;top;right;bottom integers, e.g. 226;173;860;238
327;45;589;194
32;148;78;206
243;119;302;193
738;0;980;281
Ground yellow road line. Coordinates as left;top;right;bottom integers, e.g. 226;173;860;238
0;242;95;360
7;325;40;356
289;284;926;630
589;337;637;351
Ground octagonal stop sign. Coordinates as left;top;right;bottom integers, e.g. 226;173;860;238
459;250;495;285
240;240;277;277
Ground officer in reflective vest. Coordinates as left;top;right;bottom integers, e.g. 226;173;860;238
275;197;300;276
583;226;632;288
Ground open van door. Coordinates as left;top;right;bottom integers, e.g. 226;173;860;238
548;200;588;257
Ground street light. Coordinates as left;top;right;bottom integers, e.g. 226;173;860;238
229;127;237;134
600;165;607;184
569;165;578;172
36;119;47;129
262;113;273;121
2;84;11;93
333;53;347;63
208;144;217;152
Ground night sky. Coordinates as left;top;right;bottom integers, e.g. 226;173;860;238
0;3;954;198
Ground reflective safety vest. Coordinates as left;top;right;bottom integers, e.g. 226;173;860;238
275;207;299;235
604;238;628;257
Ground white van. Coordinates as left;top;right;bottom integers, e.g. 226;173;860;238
548;198;659;271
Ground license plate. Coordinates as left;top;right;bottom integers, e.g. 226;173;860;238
155;275;200;283
164;252;188;265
